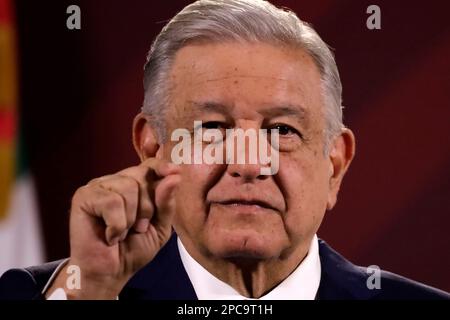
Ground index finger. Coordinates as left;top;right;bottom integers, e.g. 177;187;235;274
140;157;181;178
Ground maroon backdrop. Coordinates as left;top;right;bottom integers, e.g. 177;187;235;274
15;0;450;291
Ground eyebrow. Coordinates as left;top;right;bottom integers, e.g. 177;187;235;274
259;105;308;120
187;100;309;122
188;101;229;116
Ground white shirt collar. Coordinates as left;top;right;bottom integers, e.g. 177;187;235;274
178;234;321;300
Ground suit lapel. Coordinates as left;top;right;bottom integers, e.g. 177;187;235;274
120;233;197;300
316;239;379;300
120;235;379;300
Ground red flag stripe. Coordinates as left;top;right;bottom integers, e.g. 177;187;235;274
0;0;13;24
0;108;16;141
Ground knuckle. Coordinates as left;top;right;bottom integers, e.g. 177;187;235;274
120;175;140;192
71;185;90;206
95;193;126;229
118;165;144;178
116;176;139;226
87;177;101;186
108;224;125;236
87;175;111;186
139;197;155;217
104;192;126;213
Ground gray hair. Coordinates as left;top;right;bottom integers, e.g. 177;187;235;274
142;0;344;152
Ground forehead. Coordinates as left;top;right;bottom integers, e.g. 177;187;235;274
167;42;324;120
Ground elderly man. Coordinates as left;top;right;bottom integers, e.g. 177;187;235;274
0;0;448;300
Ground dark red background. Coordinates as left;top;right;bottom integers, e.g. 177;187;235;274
15;0;450;291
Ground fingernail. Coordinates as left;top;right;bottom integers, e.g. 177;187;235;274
168;162;181;169
119;230;128;242
134;218;150;233
109;236;120;246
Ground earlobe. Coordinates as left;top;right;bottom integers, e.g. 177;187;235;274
132;113;159;161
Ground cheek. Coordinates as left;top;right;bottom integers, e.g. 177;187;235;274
278;154;329;238
173;164;224;234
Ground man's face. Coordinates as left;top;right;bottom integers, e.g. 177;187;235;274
162;42;334;261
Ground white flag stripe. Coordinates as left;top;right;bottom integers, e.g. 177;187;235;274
0;173;44;276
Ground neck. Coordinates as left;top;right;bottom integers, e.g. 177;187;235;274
183;238;312;298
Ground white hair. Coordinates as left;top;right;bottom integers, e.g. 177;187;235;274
143;0;344;152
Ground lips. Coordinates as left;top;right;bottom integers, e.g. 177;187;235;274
213;199;277;212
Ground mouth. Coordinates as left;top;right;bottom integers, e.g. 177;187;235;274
213;199;277;212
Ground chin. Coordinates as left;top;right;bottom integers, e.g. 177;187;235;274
205;229;285;260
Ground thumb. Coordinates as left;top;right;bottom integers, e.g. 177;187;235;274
152;174;181;231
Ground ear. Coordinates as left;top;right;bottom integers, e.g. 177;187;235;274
132;113;161;162
326;128;356;210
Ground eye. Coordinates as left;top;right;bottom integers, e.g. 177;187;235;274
269;124;302;138
198;121;228;144
201;121;227;130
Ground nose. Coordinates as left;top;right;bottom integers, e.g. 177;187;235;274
224;123;271;182
226;162;269;182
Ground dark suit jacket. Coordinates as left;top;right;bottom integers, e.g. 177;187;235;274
1;234;448;300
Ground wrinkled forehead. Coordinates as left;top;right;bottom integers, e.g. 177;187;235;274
166;42;325;124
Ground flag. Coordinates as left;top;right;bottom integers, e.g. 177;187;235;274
0;0;44;275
